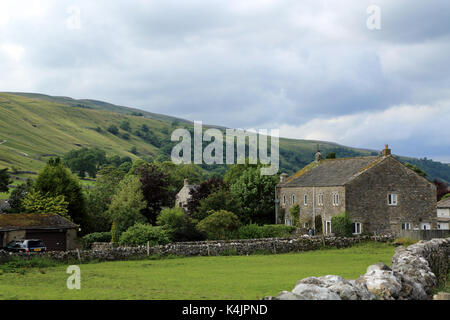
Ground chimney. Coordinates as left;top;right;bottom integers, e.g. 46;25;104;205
382;144;391;157
314;150;322;163
279;173;289;183
184;178;189;186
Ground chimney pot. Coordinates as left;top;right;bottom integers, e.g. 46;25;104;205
382;145;391;156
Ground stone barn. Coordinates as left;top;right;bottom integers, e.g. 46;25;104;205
275;145;437;235
0;213;78;251
175;179;199;213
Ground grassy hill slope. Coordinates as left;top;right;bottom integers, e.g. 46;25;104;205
0;92;448;184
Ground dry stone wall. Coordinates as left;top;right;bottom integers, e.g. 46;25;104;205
264;237;449;300
0;235;392;263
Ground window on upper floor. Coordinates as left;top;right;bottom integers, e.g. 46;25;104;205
292;194;295;204
388;193;398;206
318;193;323;206
332;192;339;206
304;194;307;206
282;194;286;205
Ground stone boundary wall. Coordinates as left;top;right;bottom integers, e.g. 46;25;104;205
264;237;449;300
0;235;393;263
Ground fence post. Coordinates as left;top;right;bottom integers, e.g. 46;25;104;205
147;241;149;256
76;248;82;263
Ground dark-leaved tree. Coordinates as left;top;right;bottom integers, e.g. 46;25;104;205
0;168;11;192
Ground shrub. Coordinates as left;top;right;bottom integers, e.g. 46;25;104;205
289;204;300;226
331;211;353;237
82;232;112;249
107;125;119;135
393;237;418;247
196;210;240;240
260;224;296;238
315;215;323;234
118;223;171;246
156;207;204;242
238;224;295;239
238;223;264;239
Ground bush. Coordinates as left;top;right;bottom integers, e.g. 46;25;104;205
331;211;353;237
156;207;204;242
393;237;418;247
238;224;295;239
82;232;112;249
118;223;171;246
289;204;300;227
238;223;264;239
196;210;240;240
315;215;323;234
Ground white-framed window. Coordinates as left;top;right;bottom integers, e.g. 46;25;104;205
325;221;331;235
352;222;362;234
304;194;307;206
401;222;411;230
292;194;295;204
420;222;431;230
388;193;398;206
282;194;286;205
285;218;292;226
318;193;324;206
332;192;339;206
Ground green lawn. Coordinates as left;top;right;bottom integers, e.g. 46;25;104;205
0;242;395;300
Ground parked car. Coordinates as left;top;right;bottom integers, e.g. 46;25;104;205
3;239;47;252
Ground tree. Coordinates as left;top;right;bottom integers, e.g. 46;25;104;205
34;158;86;225
130;146;138;155
196;210;240;240
289;204;300;227
405;162;427;177
137;163;175;225
186;178;226;214
325;152;336;159
107;124;119;135
8;179;34;213
83;166;127;233
156;207;204;242
22;191;70;220
108;175;147;242
64;147;107;178
0;168;11;192
434;179;449;201
229;165;279;224
315;215;323;234
118;223;170;246
195;188;241;221
120;120;131;132
331;211;353;237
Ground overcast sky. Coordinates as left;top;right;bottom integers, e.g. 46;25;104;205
1;0;449;162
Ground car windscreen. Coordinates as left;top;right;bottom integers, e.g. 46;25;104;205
28;240;45;248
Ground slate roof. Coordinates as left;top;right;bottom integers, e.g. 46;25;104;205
279;156;384;187
0;213;78;231
437;197;450;208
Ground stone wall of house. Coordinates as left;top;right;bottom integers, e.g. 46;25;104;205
346;156;437;234
0;235;393;263
264;237;449;300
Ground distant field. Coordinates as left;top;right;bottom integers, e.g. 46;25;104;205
0;242;395;300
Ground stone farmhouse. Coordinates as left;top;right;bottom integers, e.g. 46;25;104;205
275;145;437;235
436;197;450;230
175;179;198;213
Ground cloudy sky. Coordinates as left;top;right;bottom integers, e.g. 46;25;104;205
1;0;449;162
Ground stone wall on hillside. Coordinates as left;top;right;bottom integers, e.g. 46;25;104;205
0;235;392;263
264;237;449;300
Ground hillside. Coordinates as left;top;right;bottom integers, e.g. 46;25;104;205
0;92;449;184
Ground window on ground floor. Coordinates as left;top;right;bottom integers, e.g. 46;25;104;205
401;222;411;230
352;222;362;234
285;218;292;226
325;220;331;235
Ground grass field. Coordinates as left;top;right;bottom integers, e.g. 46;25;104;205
0;242;395;300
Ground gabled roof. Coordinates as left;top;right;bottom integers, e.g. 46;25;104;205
0;213;78;231
279;156;384;187
437;197;450;208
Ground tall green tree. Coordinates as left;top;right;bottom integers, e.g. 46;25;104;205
8;178;34;213
22;191;70;220
229;165;279;224
34;158;86;225
136;163;175;225
0;168;11;192
64;147;107;178
108;175;147;242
